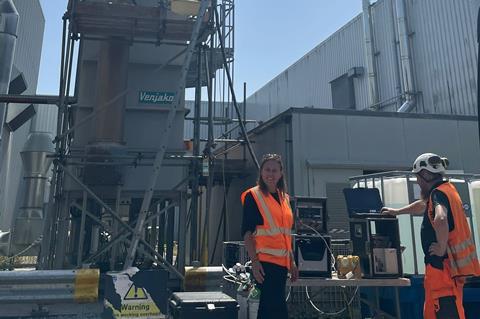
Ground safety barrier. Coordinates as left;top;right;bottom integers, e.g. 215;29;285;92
0;269;99;304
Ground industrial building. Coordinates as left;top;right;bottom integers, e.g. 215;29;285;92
215;108;480;266
214;0;480;258
246;0;479;121
0;0;479;318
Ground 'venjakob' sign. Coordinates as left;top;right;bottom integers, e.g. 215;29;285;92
139;91;175;104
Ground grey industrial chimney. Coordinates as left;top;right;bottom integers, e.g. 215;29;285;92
12;132;54;246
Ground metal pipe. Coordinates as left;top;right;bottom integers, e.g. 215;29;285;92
395;0;416;112
110;186;121;270
406;175;419;274
177;192;187;273
362;0;378;108
184;116;257;123
243;82;246;160
0;1;18;237
0;94;76;105
39;16;70;270
0;0;18;136
201;37;215;265
191;46;202;262
76;191;87;267
214;6;259;169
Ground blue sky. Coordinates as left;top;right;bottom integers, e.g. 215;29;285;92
37;0;362;99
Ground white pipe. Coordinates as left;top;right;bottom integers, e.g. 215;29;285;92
362;0;378;108
395;0;416;112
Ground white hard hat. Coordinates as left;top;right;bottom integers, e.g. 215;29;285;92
412;153;449;175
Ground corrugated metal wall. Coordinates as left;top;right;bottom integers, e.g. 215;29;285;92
31;104;58;134
247;15;367;123
246;0;478;121
408;0;477;115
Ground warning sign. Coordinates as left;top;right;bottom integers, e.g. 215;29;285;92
124;284;148;300
103;267;164;319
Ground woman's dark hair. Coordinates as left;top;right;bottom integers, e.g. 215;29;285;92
257;153;288;195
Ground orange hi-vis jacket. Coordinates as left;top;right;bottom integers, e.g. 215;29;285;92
241;186;294;269
427;182;480;278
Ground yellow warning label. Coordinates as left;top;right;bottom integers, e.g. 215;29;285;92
124;284;148;300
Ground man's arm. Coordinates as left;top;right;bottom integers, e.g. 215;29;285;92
429;204;449;257
381;199;426;216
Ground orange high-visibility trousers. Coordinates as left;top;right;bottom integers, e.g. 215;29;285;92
424;261;465;319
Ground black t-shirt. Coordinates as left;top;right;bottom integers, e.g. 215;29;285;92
421;181;455;269
241;191;281;237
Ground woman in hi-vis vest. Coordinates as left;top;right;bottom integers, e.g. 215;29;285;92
241;153;299;319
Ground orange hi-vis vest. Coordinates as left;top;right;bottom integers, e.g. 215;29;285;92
241;186;294;269
427;182;480;278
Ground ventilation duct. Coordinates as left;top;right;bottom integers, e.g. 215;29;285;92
362;0;378;109
395;0;416;112
12;132;54;247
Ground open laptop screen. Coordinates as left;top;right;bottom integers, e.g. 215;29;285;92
343;188;384;217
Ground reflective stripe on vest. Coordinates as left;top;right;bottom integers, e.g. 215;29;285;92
256;247;289;257
255;227;292;237
252;187;291;238
448;237;475;255
252;187;278;230
448;248;478;269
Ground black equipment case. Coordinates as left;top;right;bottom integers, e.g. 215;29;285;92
168;291;239;319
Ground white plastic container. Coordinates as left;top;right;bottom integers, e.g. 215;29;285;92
247;298;259;319
468;181;480;259
237;291;248;319
355;177;424;274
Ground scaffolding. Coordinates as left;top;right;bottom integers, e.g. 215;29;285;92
32;0;255;283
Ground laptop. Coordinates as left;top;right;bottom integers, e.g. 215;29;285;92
343;188;395;219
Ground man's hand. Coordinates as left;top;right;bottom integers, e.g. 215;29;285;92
252;259;265;283
381;207;399;216
429;242;447;257
290;262;299;282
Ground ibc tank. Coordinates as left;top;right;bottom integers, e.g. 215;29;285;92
468;181;480;259
354;177;424;274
